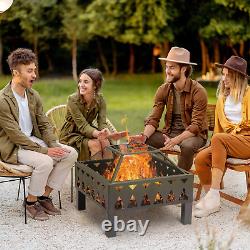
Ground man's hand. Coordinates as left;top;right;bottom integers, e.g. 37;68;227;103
163;134;180;150
47;147;70;158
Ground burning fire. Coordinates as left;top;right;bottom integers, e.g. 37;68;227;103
104;152;157;181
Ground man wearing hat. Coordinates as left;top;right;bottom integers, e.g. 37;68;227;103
143;47;208;171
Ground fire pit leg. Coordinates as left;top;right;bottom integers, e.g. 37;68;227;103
105;213;116;238
76;190;86;210
181;202;192;224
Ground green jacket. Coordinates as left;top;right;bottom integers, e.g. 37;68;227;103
0;83;58;164
60;92;107;141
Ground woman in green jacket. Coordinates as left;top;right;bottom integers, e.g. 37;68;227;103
59;68;111;160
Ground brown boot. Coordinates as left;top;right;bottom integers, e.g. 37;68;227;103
38;197;61;216
26;202;49;221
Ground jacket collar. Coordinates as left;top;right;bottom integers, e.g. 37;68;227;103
182;78;192;93
169;78;192;93
3;81;34;99
77;91;101;106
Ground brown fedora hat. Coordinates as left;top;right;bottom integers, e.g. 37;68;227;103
159;46;197;65
215;56;249;78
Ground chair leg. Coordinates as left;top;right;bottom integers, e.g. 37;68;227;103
220;180;224;190
71;167;73;203
17;178;22;201
194;183;202;201
22;177;27;224
236;171;250;220
245;171;250;190
58;191;62;209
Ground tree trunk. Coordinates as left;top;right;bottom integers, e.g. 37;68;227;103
160;40;170;58
206;49;210;72
111;39;117;76
159;41;170;78
72;36;78;82
213;40;220;63
128;44;135;74
200;38;209;75
239;41;244;57
45;51;54;73
151;45;161;73
33;35;39;78
0;34;3;75
97;39;110;75
228;40;239;56
151;52;156;73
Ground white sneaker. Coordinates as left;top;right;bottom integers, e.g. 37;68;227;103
193;206;220;218
193;190;220;218
195;190;220;210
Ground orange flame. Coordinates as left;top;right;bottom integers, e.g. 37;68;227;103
121;115;129;141
104;152;156;182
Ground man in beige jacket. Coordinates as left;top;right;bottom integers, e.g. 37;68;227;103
0;48;78;221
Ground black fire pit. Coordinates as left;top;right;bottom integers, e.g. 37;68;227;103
75;144;193;237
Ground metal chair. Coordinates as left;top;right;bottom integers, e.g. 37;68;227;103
0;160;31;224
46;104;118;202
0;160;62;223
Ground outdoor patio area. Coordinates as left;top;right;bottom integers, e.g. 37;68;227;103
1;163;249;250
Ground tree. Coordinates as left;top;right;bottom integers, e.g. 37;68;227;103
60;0;90;81
11;0;58;56
85;0;176;74
0;4;20;74
0;0;60;75
198;0;250;74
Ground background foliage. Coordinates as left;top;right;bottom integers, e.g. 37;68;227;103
1;0;250;77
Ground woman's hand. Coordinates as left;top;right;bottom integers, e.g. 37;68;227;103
97;128;110;140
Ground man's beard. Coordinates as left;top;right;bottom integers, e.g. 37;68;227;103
166;73;181;83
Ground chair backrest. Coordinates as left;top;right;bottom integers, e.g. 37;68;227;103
46;104;117;138
206;103;216;132
46;104;67;137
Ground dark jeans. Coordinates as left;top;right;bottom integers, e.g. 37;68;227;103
146;131;206;171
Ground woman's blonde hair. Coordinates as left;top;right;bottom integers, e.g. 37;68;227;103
217;69;248;102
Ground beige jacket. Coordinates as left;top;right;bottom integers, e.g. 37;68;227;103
0;83;58;164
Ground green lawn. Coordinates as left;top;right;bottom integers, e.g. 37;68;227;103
0;74;218;134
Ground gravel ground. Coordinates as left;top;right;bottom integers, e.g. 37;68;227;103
1;166;250;250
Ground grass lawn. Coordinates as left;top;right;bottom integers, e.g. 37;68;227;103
0;73;218;134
